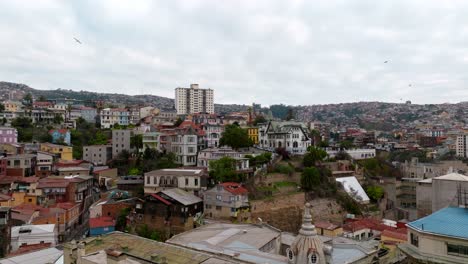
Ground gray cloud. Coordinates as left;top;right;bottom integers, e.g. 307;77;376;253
1;0;468;106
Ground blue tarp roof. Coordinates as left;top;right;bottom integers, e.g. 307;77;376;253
408;207;468;239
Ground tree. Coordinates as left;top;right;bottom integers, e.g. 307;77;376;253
130;134;143;153
174;117;183;127
209;157;240;183
38;95;47;101
89;131;108;145
128;167;141;175
23;93;33;107
0;103;4;113
53;114;64;124
275;147;290;160
366;186;384;201
303;146;327;167
253;115;267;126
340;140;354;149
115;208;130;231
285;108;295;121
335;150;351;160
301;167;321;191
219;124;253;149
1;118;6;125
11;117;33;142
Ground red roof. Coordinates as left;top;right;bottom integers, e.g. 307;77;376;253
343;218;407;234
0;193;11;201
221;182;248;195
53;202;77;210
149;193;171;205
381;229;407;241
315;221;340;230
33;101;53;107
89;216;115;228
8;243;52;257
37;178;70;188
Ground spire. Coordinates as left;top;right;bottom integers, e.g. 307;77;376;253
299;202;317;236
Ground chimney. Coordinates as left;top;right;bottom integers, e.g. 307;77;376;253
106;249;127;264
77;242;86;264
190;84;199;89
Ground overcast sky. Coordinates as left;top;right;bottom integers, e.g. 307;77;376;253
1;0;468;106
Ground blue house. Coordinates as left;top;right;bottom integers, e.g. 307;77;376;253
89;216;115;236
48;129;71;145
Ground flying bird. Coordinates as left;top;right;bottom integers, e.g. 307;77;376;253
408;84;412;87
384;61;388;63
73;37;82;44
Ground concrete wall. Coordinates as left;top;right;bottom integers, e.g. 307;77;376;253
432;179;468;212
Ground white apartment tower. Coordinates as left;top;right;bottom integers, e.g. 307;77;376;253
175;84;214;115
456;134;468;158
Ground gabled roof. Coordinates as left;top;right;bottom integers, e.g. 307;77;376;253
149;193;171;205
433;172;468;182
159;188;202;206
381;229;407;241
220;182;248;195
408;207;468;239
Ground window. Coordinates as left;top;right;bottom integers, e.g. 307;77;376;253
230;196;235;201
286;248;294;262
146;176;150;184
216;206;222;211
410;233;419;247
447;244;468;256
153;176;157;185
185;178;189;186
194;178;198;186
309;253;318;264
216;195;222;201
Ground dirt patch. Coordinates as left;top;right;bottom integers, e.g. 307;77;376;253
250;193;345;232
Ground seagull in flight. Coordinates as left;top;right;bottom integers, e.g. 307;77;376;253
73;37;82;44
384;60;388;63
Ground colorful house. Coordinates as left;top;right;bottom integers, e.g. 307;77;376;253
40;143;73;161
89;216;115;236
48;129;71;146
247;127;259;145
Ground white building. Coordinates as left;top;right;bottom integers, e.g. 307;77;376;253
326;148;376;160
100;108;130;129
336;176;370;204
258;121;312;155
112;129;135;158
175;84;214;115
456;134;468;158
144;168;208;196
11;224;58;252
197;147;250;172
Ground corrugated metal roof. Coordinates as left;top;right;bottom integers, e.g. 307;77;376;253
160;188;202;206
336;176;370;203
408;207;468;239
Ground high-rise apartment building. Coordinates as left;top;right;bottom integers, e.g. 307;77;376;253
456;134;468;158
175;84;214;115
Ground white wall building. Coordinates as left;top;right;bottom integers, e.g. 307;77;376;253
327;148;376;160
258;121;311;155
456;134;468;158
100;108;130;129
144;168;208;195
11;224;58;251
175;84;214;115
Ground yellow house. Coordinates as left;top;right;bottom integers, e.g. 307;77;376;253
10;192;38;207
0;193;12;207
247;127;259;145
3;100;22;112
315;221;343;237
40;143;73;161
